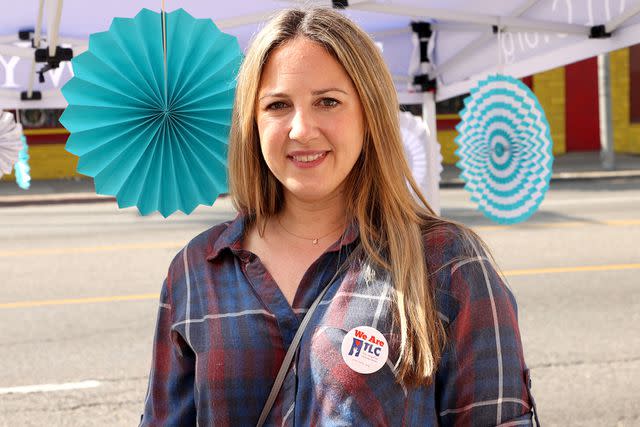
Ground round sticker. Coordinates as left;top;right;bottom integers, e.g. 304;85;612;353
341;326;389;374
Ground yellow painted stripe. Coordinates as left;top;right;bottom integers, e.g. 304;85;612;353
0;294;159;309
504;263;640;277
603;219;640;226
0;242;184;257
23;128;69;136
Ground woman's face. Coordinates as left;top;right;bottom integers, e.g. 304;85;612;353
256;37;365;205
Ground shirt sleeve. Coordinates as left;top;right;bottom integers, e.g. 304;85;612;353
435;251;536;426
139;277;197;426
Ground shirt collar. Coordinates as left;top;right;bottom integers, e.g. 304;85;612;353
206;213;360;261
206;213;246;261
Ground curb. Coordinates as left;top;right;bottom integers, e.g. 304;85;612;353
0;193;115;208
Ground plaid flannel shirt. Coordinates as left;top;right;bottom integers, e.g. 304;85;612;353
140;214;537;426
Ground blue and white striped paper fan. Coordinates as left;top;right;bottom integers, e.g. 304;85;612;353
455;74;554;224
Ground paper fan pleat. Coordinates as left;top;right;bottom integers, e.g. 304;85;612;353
137;136;165;215
172;111;231;128
14;136;31;190
171;119;227;166
132;10;166;98
116;139;160;209
87;32;163;108
170;33;238;104
398;111;443;201
62;78;153;110
176;87;236;113
159;127;179;216
70;53;157;107
0;112;24;175
455;74;553;224
62;105;152;133
89;127;158;195
66;118;158;157
175;60;239;107
60;8;242;216
166;12;217;101
105;19;163;105
166;123;213;214
172;113;231;143
109;13;164;103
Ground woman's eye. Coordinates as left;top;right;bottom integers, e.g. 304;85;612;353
319;98;339;108
266;101;288;110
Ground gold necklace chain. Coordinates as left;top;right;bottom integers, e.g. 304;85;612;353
276;216;345;245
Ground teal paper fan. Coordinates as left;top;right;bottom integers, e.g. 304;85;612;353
14;136;31;190
60;8;243;216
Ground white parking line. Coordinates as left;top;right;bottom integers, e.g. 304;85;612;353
0;380;101;395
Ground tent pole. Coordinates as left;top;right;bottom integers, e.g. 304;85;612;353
26;0;45;99
597;53;615;171
422;91;441;215
48;0;64;58
34;0;45;49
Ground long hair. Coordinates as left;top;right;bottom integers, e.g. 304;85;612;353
228;7;449;386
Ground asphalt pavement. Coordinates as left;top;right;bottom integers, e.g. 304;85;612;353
0;152;639;426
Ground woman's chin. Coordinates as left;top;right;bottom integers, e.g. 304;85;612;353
283;185;337;205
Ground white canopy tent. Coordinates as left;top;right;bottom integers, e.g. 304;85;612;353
3;0;640;105
1;0;640;211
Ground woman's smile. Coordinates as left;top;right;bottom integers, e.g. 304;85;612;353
287;150;330;168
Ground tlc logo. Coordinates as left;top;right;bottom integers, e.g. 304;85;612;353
347;328;385;357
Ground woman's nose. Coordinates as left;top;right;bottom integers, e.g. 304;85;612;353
288;109;319;143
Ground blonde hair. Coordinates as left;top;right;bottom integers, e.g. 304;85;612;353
229;7;448;386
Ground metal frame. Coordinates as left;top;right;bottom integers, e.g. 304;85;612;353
348;2;590;35
434;0;541;79
213;1;590;36
0;87;65;109
216;0;372;28
606;2;640;34
0;44;33;58
369;22;487;39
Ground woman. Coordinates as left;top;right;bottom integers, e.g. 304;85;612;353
141;7;537;426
